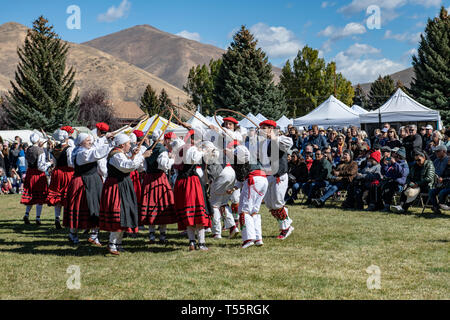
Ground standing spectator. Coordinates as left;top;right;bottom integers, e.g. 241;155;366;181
386;129;402;149
403;125;423;165
17;143;28;180
423;125;433;148
398;126;409;142
0;143;5;173
2;142;10;176
287;126;302;150
305;125;328;152
429;145;449;214
312;149;358;208
9;142;20;172
378;128;389;146
391;151;435;214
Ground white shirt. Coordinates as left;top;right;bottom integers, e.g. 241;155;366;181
258;135;293;174
109;152;145;173
74;143;112;167
184;145;204;165
37;152;53;172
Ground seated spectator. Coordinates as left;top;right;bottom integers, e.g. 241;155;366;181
285;152;309;205
386;128;402;149
312;149;358;208
0;167;13;194
380;147;409;211
354;144;369;169
8;168;21;194
330;147;340;167
428;145;450;214
336;134;347;157
398;126;409;142
304;152;314;171
423;125;433;148
327;130;338;148
378;128;389;146
359;130;371;149
371;128;382;147
426;130;444;157
302;149;332;205
344;150;382;210
391;151;435;214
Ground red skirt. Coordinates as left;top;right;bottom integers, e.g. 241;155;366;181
63;176;98;230
20;168;48;206
139;172;176;226
174;175;211;231
47;166;74;206
130;170;142;203
99;177;138;233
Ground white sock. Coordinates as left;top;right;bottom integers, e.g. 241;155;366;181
197;226;206;244
89;228;99;240
36;205;43;220
54;206;62;220
186;226;196;241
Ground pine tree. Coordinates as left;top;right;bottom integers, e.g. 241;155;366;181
140;84;160;115
183;59;222;116
158;89;173;118
353;84;369;109
5;16;79;131
213;26;287;120
410;7;450;124
368;75;395;110
279;46;354;117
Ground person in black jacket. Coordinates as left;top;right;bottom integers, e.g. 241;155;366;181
403;125;423;165
285;152;309;205
302;149;332;205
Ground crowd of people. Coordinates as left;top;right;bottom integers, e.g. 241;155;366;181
0;136;29;195
2;119;448;256
284;123;450;215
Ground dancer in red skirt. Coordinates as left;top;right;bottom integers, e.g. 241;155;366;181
21;133;53;226
46;129;74;229
139;130;176;244
172;130;212;251
64;133;112;245
99;134;149;255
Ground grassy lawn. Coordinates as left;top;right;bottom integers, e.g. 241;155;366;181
0;194;448;300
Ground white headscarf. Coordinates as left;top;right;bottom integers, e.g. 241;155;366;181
114;133;130;147
30;133;40;144
54;129;68;143
76;133;90;146
129;133;137;144
151;129;163;142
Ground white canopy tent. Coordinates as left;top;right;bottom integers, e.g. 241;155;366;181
359;89;441;128
351;105;368;114
277;115;293;131
256;113;267;122
187;111;213;129
239;113;261;128
293;95;361;128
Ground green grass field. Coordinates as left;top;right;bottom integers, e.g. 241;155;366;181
0;194;448;300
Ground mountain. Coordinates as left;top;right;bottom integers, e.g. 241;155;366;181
83;24;281;90
0;22;189;119
357;67;415;93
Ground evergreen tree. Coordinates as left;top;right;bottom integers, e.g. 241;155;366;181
213;26;287;120
410;7;450;124
5;16;79;131
183;59;222;116
139;84;160;115
158;89;173;118
353;84;369;109
368;75;395;110
279;46;354;117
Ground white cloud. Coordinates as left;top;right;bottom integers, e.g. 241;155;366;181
249;23;303;59
98;0;131;23
384;30;422;44
318;22;366;40
338;0;442;24
334;45;406;84
321;2;336;9
176;30;201;42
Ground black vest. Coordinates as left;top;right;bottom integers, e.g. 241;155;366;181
53;145;70;168
145;143;167;174
74;158;98;177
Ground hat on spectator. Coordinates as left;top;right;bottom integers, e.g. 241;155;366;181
369;150;381;163
381;146;391;152
396;147;406;159
434;145;447;152
391;147;400;153
426;125;433;130
381;128;388;133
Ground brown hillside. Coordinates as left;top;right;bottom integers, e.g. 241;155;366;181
0;22;189;119
83;24;281;89
357;67;415;93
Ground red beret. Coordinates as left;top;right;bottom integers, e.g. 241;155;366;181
259;120;277;128
60;126;74;134
96;122;109;132
226;140;240;149
164;132;177;140
133;130;144;138
223;117;239;125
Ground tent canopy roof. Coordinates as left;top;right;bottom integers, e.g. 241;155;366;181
293;95;360;127
351;104;368;114
239;113;261;128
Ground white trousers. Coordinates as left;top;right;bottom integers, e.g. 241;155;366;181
211;205;236;236
264;174;293;230
209;166;235;207
239;176;268;243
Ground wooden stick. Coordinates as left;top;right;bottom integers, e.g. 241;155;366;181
171;104;211;128
137;114;161;149
214;108;260;129
148;107;174;152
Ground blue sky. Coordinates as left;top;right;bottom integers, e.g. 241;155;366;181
1;0;449;84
